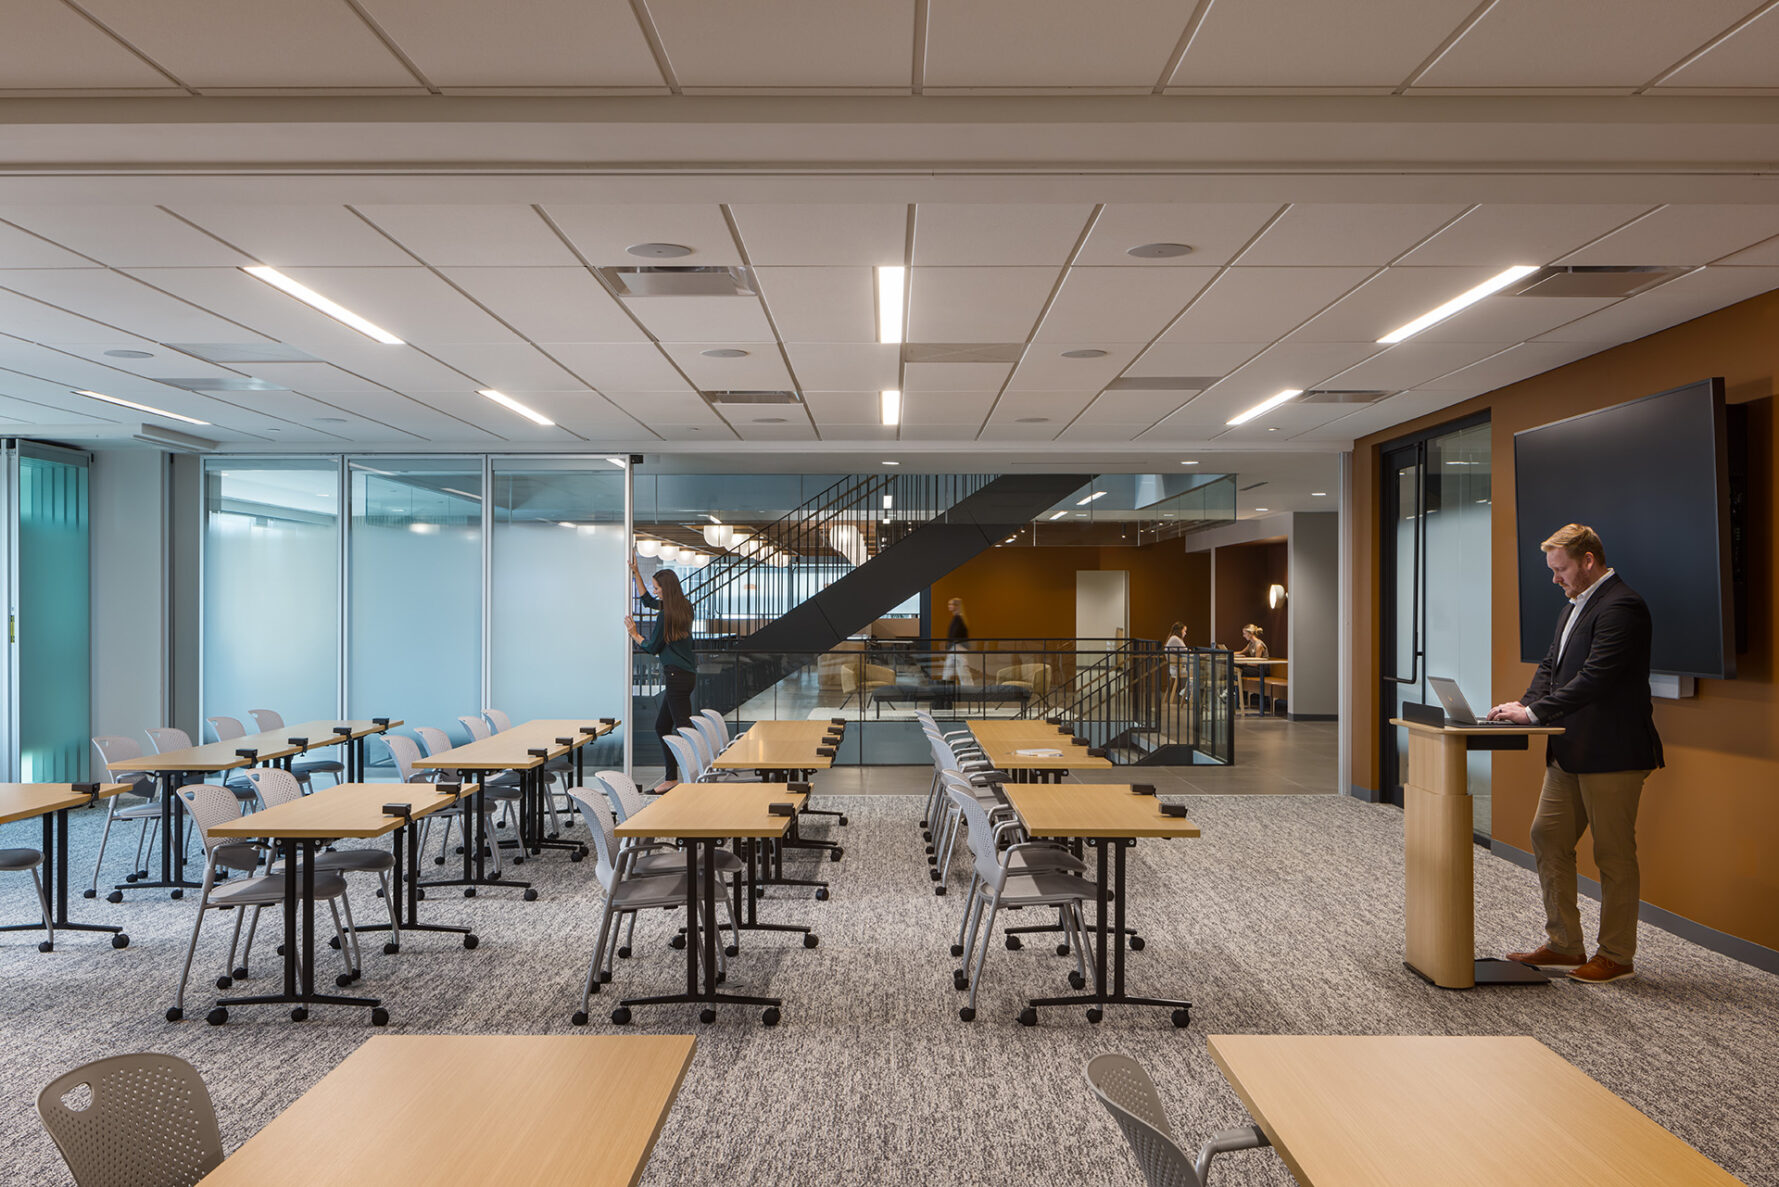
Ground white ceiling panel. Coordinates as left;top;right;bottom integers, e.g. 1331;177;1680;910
1428;341;1600;393
204;389;412;440
1321;342;1508;391
984;391;1099;420
906;268;1056;342
1536;266;1779;341
648;1;914;87
825;423;898;442
662;343;797;390
1126;341;1267;378
803;391;884;425
754;267;877;342
732;206;907;266
1412;0;1754;90
977;421;1064;442
1074;204;1283;268
0;269;268;343
1213;405;1357;442
1718;234;1779;265
230;362;389;392
1413;295;1621;343
1156;267;1373;343
602;390;726;424
49;342;245;384
733;418;819;442
1286;266;1501;343
1211;342;1386;398
0;207;249;267
359;0;666;88
1033;267;1217;343
541;344;693;392
1054;422;1150;442
406;390;579;442
1558;204;1779;265
484;389;640;434
274;267;520;345
902;390;996;425
124;266;427;359
420;343;588;390
170;206;418;267
623;295;775;343
898;424;982;441
912;206;1094;266
1077;389;1197;424
0;221;98;268
1237;205;1467;266
1172;0;1477;88
1398;204;1655;266
543;205;740;266
355;206;576;267
1656;5;1779;88
287;339;480;394
1006;344;1139;390
0;2;177;90
437;267;646;343
784;344;900;391
76;0;421;89
923;0;1189;88
901;362;1011;393
1288;391;1475;443
651;422;735;441
0;289;135;344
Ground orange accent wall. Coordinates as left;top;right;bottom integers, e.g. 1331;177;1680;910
932;541;1210;643
1352;288;1779;952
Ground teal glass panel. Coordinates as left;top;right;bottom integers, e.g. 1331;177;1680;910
18;454;90;781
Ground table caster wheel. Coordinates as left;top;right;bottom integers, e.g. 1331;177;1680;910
617;945;632;959
464;888;476;898
715;971;727;985
415;889;426;900
814;887;829;901
569;850;583;862
384;942;399;955
512;856;524;866
838;815;849;826
1018;1007;1038;1027
165;1007;183;1022
950;943;964;958
700;1008;717;1024
170;889;183;900
83;888;96;899
523;888;539;902
1086;1008;1103;1024
578;845;590;858
1056;943;1071;957
1130;935;1146;952
1005;935;1023;951
106;890;124;904
112;934;130;949
572;1010;588;1026
762;1007;780;1027
215;975;232;990
291;1007;308;1022
38;941;53;953
336;973;354;988
669;935;686;950
433;856;445;865
329;936;341;950
371;1008;389;1027
953;970;968;991
1172;1008;1191;1029
922;830;932;842
958;1006;975;1022
487;871;502;882
611;1007;632;1025
125;873;139;883
463;934;479;950
829;847;843;862
276;944;286;956
1069;971;1086;990
934;885;947;896
232;966;248;979
754;887;765;899
206;1008;227;1026
725;944;739;957
803;934;819;949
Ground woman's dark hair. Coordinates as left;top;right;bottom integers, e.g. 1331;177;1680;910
1169;621;1185;639
654;568;694;643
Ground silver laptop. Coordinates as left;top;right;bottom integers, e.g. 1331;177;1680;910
1428;677;1517;727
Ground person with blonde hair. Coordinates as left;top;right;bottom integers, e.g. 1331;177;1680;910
1236;623;1268;659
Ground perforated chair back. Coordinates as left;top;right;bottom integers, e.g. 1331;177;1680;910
91;737;152;795
37;1053;225;1187
946;781;1012;890
594;770;648;823
568;788;623;893
482;708;512;732
1084;1053;1197;1187
247;709;284;732
679;727;715;771
144;728;193;754
412;726;453;757
204;716;245;743
662;734;702;783
175;784;261;874
241;768;303;809
696;709;730;747
381;733;423;782
457;715;491;741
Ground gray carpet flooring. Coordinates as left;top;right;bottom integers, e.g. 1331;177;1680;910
1;788;1773;1186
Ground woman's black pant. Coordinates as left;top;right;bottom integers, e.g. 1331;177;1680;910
655;665;698;779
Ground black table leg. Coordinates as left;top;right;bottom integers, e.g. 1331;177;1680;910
343;817;474;948
420;777;531;896
0;808;127;948
114;772;201;897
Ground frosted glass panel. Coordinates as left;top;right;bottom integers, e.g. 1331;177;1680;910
1427;426;1493;823
202;459;339;730
18;453;90;780
348;460;481;745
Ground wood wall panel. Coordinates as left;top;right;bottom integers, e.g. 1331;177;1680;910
932;540;1209;643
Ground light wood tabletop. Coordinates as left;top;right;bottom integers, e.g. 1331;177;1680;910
196;1034;696;1187
107;721;404;774
616;782;807;840
208;782;480;840
1002;783;1201;839
1206;1035;1745;1187
413;718;616;772
1391;717;1564;738
0;783;133;827
966;719;1115;771
711;720;844;770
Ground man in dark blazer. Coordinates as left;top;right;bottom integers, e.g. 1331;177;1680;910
1488;523;1662;984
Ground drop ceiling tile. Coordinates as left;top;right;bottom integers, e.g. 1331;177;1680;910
1237;205;1467;266
1289;391;1476;443
1412;0;1755;89
1287;266;1502;342
822;424;898;442
543;205;741;266
1078;389;1197;423
541;344;693;392
1321;342;1507;391
733;418;819;442
1656;5;1779;88
204;389;415;440
1398;204;1656;266
1075;204;1284;267
358;0;666;87
1410;295;1620;343
985;391;1099;420
1033;267;1217;343
355;206;576;267
1126;341;1267;377
0;3;177;89
803;391;885;425
292;340;480;394
646;2;914;87
661;343;797;390
274;267;521;345
405;390;573;442
905;267;1056;342
231;362;392;392
1558;205;1779;266
1156;267;1373;343
1171;0;1478;88
0;207;249;267
1211;405;1355;443
602;390;726;424
901;362;1011;393
1717;234;1779;266
755;267;877;342
1006;344;1139;390
48;342;247;384
1430;341;1600;393
0;221;100;268
977;420;1064;442
898;424;982;441
437;267;647;343
489;389;640;433
1054;421;1151;442
0;290;135;344
902;391;996;425
784;344;900;390
0;269;268;343
732;206;908;266
923;0;1190;87
623;295;776;343
77;0;421;89
170;206;418;266
912;206;1095;266
1211;342;1385;397
1535;266;1779;341
421;343;588;390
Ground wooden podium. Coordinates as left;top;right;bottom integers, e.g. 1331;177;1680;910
1391;717;1563;990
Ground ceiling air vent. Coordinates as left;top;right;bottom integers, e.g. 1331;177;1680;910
902;343;1025;364
597;266;756;298
701;390;804;407
1501;266;1689;299
165;343;322;364
1106;377;1222;391
1298;389;1393;404
156;377;289;392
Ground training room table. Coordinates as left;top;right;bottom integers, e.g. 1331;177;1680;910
0;783;134;950
1205;1034;1746;1187
1002;782;1199;1026
203;780;480;1026
966;719;1116;783
708;719;845;780
196;1033;696;1186
613;782;817;1027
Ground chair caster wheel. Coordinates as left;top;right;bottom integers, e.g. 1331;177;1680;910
950;943;964;958
106;891;124;904
934;885;947;896
165;1007;183;1022
276;944;286;956
725;943;740;957
170;890;183;900
953;971;968;991
928;868;940;881
1056;943;1071;957
523;889;539;902
762;1007;780;1027
39;941;53;953
371;1008;389;1027
814;887;829;901
578;845;590;858
959;1007;975;1022
433;856;445;865
384;942;400;955
617;946;632;959
1130;935;1146;952
1069;972;1086;990
838;816;849;826
232;966;248;979
829;848;843;862
1086;1008;1103;1024
374;887;384;898
206;1008;227;1026
571;1011;588;1026
1005;936;1023;951
598;969;612;983
415;889;426;900
512;856;524;866
669;935;686;950
700;1008;717;1024
1018;1008;1038;1027
83;888;96;899
125;873;138;883
486;872;502;882
112;934;130;949
291;1007;308;1022
1170;1007;1193;1028
611;1007;632;1025
803;934;819;949
329;936;341;950
336;973;354;988
922;831;932;842
569;850;583;862
215;975;232;990
754;888;765;899
464;934;479;949
464;888;476;898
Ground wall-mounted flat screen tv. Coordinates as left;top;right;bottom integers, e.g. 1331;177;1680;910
1514;378;1735;679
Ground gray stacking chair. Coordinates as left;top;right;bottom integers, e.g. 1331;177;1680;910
1;844;53;951
938;769;1084;963
409;729;508;873
1084;1053;1270;1187
37;1053;225;1187
205;716;296;801
924;728;1013;895
459;713;564;838
244;767;400;953
593;770;743;960
248;709;344;786
662;732;705;784
86;735;162;899
695;709;735;755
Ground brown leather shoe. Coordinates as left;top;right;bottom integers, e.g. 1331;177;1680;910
1507;944;1587;967
1568;955;1635;983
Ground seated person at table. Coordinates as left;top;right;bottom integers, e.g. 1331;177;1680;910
1236;624;1268;658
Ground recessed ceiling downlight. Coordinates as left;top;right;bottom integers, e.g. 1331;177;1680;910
1127;243;1193;259
1016;417;1051;423
701;348;749;358
1060;349;1108;359
627;243;694;258
753;417;788;424
315;417;348;424
103;349;154;359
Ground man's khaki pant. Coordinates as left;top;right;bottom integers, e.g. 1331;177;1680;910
1530;762;1651;965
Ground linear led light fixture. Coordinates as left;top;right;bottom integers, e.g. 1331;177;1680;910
240;266;404;345
478;389;554;427
1377;264;1539;344
1075;490;1107;506
880;389;900;426
1047;510;1068;521
74;390;210;426
1227;389;1303;426
882;495;893;510
877;266;906;344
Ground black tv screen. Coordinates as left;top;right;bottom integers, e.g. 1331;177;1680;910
1513;378;1735;679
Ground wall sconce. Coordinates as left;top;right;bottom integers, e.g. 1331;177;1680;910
1268;582;1287;610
